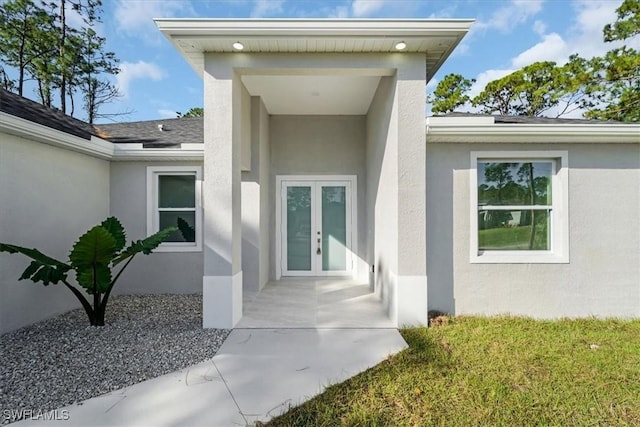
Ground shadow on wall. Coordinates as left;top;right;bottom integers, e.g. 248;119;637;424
375;258;397;322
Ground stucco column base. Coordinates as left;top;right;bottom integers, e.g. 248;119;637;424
396;275;428;327
203;272;243;329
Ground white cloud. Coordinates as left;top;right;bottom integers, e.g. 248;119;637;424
511;33;568;68
532;20;547;36
116;61;166;98
158;109;178;119
475;0;544;33
352;0;386;18
328;6;350;18
250;0;285;17
114;0;193;43
509;0;638;69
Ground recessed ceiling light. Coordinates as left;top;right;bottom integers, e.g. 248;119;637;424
232;41;244;51
395;41;407;51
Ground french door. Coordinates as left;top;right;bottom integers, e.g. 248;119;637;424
279;177;354;277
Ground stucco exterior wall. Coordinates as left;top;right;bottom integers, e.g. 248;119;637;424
366;76;398;317
242;96;271;293
0;132;110;333
426;142;640;318
109;161;204;295
269;115;367;280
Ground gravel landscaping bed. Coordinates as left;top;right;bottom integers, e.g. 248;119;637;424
0;294;230;425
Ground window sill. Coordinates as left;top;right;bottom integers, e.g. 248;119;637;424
471;251;569;264
155;243;202;253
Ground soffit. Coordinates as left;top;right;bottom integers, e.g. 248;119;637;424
155;19;474;82
241;74;381;115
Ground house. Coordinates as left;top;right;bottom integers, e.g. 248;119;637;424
1;19;638;334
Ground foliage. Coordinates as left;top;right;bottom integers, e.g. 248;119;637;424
429;0;639;121
428;74;475;114
266;317;640;426
584;0;640;121
0;0;122;121
176;107;204;118
0;217;176;326
604;0;640;41
0;0;53;96
583;46;640;122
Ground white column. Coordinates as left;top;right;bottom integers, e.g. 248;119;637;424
202;57;243;328
396;54;428;326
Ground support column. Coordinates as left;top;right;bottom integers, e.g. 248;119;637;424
202;58;243;328
396;54;428;326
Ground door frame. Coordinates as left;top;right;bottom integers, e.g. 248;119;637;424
275;175;358;280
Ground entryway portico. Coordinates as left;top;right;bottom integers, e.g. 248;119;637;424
156;19;473;328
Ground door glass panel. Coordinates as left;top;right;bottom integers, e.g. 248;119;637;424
287;186;312;271
321;186;347;271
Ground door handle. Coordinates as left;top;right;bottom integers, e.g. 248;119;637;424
316;237;321;255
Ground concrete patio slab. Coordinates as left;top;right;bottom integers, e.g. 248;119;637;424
13;328;407;426
237;279;395;328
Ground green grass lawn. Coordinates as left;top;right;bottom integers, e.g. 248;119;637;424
265;317;640;427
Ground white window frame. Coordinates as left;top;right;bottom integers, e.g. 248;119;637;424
470;151;569;263
147;166;202;252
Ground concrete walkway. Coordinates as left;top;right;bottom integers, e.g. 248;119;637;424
16;328;407;426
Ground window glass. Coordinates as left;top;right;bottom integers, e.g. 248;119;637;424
159;211;196;242
159;175;195;208
477;161;553;252
478;210;550;251
478;162;552;206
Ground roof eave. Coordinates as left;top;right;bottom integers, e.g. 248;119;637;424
154;18;474;81
426;123;640;144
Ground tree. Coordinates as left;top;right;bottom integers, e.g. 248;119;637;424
176;107;204;118
0;217;176;326
604;0;640;41
0;0;53;96
472;62;568;116
0;0;121;120
428;1;639;121
428;74;475;114
74;27;120;123
584;0;640;122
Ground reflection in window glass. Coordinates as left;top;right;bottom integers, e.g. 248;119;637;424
159;175;196;208
158;174;196;243
478;210;550;250
478;161;553;251
478;162;552;206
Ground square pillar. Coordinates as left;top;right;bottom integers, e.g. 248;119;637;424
396;54;428;326
202;58;243;328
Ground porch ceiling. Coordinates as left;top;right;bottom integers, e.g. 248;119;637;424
241;74;381;115
155;19;474;83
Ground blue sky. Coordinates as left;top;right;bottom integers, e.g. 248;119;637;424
32;0;638;122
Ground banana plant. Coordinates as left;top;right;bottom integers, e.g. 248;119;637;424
0;217;176;326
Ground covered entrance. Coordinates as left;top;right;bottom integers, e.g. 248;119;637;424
156;18;473;328
277;176;356;278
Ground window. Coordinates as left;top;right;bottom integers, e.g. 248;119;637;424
147;166;202;252
470;151;568;263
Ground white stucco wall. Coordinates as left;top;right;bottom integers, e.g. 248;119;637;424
426;142;640;318
0;132;110;333
109;161;204;295
365;55;428;326
269;115;367;280
366;75;399;317
242;96;271;293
